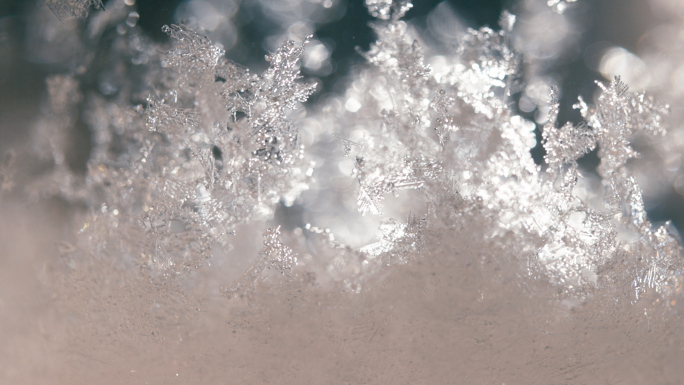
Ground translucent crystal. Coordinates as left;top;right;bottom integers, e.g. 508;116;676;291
3;0;684;382
161;24;226;87
224;227;297;297
25;0;681;301
43;0;104;20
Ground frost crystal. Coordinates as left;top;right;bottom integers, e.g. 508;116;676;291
314;3;683;300
128;26;315;269
262;226;298;274
5;0;684;382
43;0;104;20
24;0;681;300
365;0;413;21
26;19;315;276
225;227;297;297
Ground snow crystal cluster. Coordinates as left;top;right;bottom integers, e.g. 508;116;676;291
11;0;684;305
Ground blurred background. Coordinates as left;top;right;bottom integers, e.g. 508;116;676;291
1;0;683;231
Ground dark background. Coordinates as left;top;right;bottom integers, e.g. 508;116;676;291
1;0;653;138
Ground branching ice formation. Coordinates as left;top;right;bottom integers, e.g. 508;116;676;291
225;226;298;297
26;6;315;276
134;26;315;273
22;0;684;304
319;2;682;299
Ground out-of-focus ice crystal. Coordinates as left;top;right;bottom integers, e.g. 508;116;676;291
365;0;413;21
43;0;104;20
0;151;15;203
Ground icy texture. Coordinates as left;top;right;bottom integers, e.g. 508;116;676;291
365;0;413;21
43;0;104;19
225;227;298;297
131;27;315;274
314;10;682;299
2;0;684;383
24;0;681;299
26;13;315;276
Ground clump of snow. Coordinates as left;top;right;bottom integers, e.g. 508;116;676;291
1;0;683;383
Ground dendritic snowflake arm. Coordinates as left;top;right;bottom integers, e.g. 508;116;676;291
588;77;669;177
542;87;596;188
161;24;226;87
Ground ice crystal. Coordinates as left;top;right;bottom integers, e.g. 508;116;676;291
24;17;315;276
359;212;426;263
365;0;413;21
542;87;596;197
590;77;669;176
261;226;298;274
127;26;315;270
43;0;104;20
144;96;201;133
224;227;297;297
546;0;578;14
534;77;679;298
312;4;683;300
4;0;684;382
24;0;681;301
